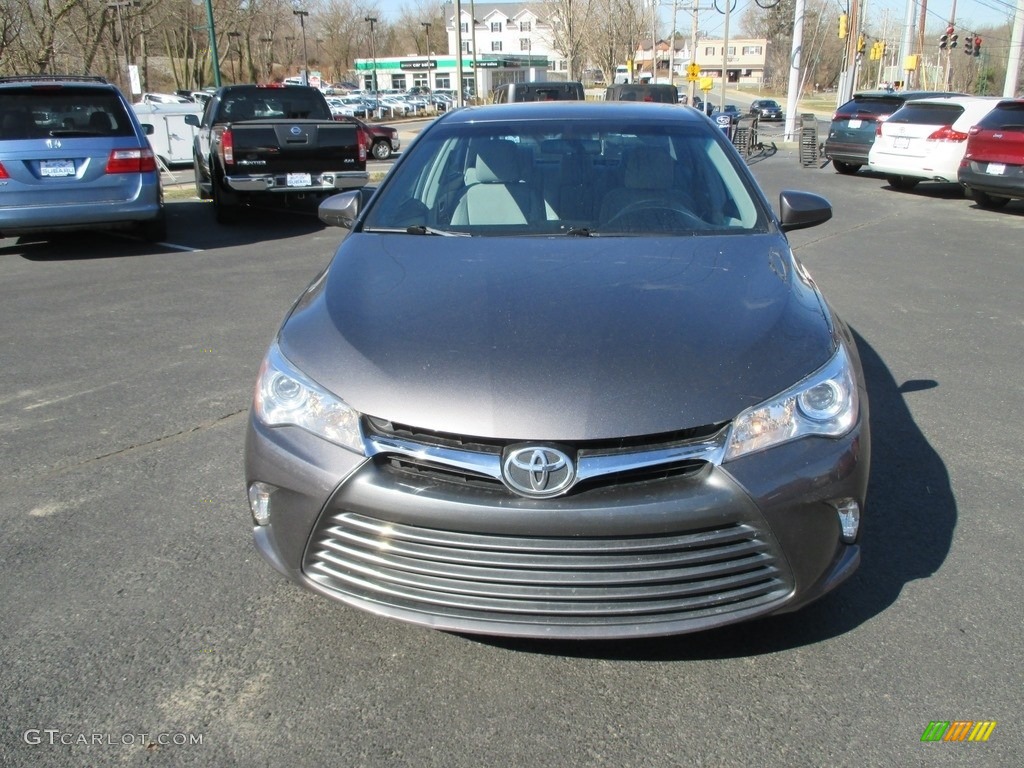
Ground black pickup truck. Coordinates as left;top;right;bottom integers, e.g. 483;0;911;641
185;84;368;222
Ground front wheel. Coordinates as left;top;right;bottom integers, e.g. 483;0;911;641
212;169;241;224
372;140;392;160
194;155;212;200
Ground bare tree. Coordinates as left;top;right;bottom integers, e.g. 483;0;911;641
587;0;650;83
543;0;595;80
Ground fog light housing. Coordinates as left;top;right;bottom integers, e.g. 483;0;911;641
831;498;861;543
248;482;277;526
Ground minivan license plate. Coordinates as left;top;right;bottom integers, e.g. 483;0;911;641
40;160;75;177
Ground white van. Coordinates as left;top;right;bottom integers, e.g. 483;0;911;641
613;66;630;84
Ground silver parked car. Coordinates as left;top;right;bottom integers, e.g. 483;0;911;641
0;75;165;241
245;102;869;640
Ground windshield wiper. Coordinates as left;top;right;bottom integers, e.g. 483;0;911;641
405;225;470;237
564;227;594;237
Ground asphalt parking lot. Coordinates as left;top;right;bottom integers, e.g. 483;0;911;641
1;146;1021;767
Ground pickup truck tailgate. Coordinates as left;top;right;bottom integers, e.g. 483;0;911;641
230;120;363;173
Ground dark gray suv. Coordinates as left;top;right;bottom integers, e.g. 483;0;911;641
0;75;165;241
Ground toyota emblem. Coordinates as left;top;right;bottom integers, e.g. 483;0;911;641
502;446;575;498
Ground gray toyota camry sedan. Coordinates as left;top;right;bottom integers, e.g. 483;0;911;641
245;101;870;640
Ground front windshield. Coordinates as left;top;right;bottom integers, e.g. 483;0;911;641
361;117;765;236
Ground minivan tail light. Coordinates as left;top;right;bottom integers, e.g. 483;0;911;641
221;129;234;165
927;125;969;142
105;148;157;173
0;161;8;179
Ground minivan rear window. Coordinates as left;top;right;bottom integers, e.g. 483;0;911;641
0;87;134;138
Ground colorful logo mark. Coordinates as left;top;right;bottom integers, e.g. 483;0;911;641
921;721;997;742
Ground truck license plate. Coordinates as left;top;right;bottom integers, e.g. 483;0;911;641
286;173;312;187
40;159;76;177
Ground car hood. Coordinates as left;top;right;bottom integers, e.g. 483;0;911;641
279;233;835;441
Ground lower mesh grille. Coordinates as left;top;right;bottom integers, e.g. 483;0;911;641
304;512;791;626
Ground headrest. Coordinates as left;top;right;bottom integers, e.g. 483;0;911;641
625;147;673;190
474;141;522;184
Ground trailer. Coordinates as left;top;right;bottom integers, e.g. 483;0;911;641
132;102;203;167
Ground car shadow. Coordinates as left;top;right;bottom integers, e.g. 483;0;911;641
5;199;329;261
465;329;957;660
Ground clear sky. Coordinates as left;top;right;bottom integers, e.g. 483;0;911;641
370;0;1018;38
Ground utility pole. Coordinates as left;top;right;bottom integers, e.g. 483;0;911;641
365;16;378;108
667;0;679;87
454;0;465;108
293;9;310;86
688;0;699;107
422;22;433;90
718;0;731;111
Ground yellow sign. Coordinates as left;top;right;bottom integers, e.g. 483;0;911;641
686;63;701;82
903;54;919;71
699;77;714;92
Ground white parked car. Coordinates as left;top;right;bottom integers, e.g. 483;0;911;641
867;96;1001;190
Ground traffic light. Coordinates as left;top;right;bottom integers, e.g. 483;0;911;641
839;14;848;39
964;34;973;55
870;41;882;61
974;36;982;57
857;35;866;54
950;33;958;49
939;26;953;49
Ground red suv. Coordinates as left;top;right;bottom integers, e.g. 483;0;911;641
958;98;1024;209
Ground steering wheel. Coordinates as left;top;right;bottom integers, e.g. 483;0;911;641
602;199;706;232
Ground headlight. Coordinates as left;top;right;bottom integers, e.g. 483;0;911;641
724;342;859;461
253;342;364;454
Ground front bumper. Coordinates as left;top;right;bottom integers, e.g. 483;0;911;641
245;404;869;639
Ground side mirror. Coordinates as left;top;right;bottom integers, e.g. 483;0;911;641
183;113;200;128
318;187;377;229
141;123;154;135
778;190;832;232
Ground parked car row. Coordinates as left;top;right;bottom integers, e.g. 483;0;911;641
824;90;1023;209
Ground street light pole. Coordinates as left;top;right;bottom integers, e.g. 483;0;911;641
421;21;432;90
293;9;310;86
365;16;379;109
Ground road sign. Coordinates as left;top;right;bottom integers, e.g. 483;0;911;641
699;77;713;92
686;63;701;82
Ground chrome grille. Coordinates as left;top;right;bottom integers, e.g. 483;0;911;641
305;512;791;626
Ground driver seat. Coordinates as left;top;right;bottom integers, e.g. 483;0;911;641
598;147;684;223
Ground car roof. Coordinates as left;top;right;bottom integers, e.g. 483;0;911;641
0;74;116;91
442;101;707;124
898;95;1002;107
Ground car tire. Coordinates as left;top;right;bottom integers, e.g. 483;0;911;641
887;175;919;190
194;155;212;200
832;160;861;175
212;168;240;224
971;189;1010;209
372;140;392;160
